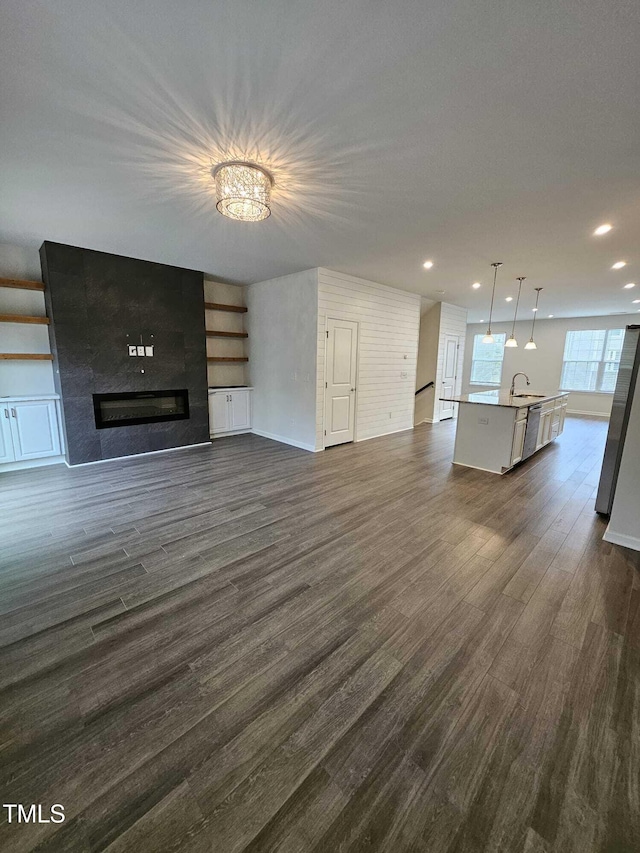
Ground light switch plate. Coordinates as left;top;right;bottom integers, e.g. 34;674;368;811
145;346;154;357
128;345;137;356
137;346;145;356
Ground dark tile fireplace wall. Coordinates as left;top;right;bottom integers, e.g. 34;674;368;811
40;242;209;464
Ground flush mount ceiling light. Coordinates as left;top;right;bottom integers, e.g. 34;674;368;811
612;261;627;269
623;282;636;289
423;260;434;269
482;262;503;344
505;276;525;348
524;287;543;350
593;223;612;236
212;161;274;222
472;282;481;289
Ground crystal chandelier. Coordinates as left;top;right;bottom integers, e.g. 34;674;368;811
212;161;274;222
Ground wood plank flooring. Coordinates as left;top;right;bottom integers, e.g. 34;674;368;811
0;416;638;852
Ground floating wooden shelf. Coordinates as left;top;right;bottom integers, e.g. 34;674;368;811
206;330;248;338
0;353;53;360
207;356;249;363
0;277;45;292
0;314;50;325
204;302;247;313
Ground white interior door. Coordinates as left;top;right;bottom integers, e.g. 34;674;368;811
324;318;358;447
440;334;459;420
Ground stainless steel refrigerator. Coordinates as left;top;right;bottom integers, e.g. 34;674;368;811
595;324;640;515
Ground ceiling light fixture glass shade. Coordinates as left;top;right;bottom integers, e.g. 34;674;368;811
212;161;273;222
483;262;503;344
525;287;543;350
505;276;525;347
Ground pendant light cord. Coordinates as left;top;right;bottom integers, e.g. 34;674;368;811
510;277;524;338
530;287;542;339
488;262;502;331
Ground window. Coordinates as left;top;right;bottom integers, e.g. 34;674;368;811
470;333;506;385
560;328;624;392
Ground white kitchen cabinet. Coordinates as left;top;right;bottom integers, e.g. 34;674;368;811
510;412;527;466
0;396;63;467
0;408;14;464
208;388;252;437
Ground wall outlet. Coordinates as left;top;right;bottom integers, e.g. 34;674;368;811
478;416;489;425
128;345;137;356
400;371;408;379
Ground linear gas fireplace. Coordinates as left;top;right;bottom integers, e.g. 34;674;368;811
93;390;189;429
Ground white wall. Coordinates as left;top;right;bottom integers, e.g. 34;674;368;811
316;268;421;449
414;301;467;424
246;269;318;451
0;243;55;397
204;279;247;389
461;314;639;416
414;303;440;424
605;364;640;552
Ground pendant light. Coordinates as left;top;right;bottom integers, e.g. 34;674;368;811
505;276;525;347
524;287;543;350
482;262;503;343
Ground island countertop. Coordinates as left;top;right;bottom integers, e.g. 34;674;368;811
439;389;568;408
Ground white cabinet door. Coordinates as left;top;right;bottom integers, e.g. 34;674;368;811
0;406;15;464
209;392;230;434
511;416;527;466
9;400;61;460
229;390;251;431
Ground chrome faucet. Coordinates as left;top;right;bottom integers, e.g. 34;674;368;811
510;373;531;396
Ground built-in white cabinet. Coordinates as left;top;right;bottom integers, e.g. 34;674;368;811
537;397;568;451
208;388;252;437
510;409;528;466
0;397;63;466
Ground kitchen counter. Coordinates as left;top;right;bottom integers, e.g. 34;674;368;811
439;389;569;474
439;389;568;408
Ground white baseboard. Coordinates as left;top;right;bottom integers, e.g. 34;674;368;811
65;441;211;467
603;525;640;552
356;425;414;443
1;455;66;473
566;409;610;418
210;428;251;438
251;428;320;453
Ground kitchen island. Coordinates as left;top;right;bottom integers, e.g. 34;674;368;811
440;389;569;474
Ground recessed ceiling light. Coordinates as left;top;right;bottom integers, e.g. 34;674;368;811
593;223;612;236
532;307;538;312
548;314;554;318
623;283;636;289
423;260;434;269
612;261;627;269
633;299;640;304
472;282;481;289
505;296;513;302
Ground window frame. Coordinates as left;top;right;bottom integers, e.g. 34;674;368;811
559;328;624;394
469;332;507;387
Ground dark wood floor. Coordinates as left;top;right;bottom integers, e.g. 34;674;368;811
1;416;638;852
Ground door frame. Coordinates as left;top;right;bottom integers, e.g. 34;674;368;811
323;316;360;449
439;333;460;421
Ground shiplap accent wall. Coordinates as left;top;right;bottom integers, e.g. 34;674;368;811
433;302;468;422
316;268;421;450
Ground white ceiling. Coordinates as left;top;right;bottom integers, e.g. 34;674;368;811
2;0;640;322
